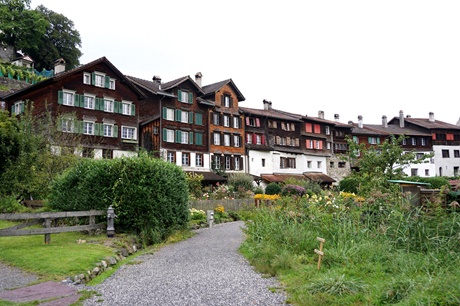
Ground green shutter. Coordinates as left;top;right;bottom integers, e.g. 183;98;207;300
58;91;63;104
189;112;194;124
131;104;135;116
94;123;100;136
188;92;193;104
95;97;100;110
377;138;381;144
196;133;203;145
175;130;181;143
11;104;15;115
162;107;167;119
114;101;121;113
78;121;84;134
195;113;202;125
163;128;167;141
113;125;118;138
189;132;193;144
20;102;25;113
176;109;181;122
177;90;182;102
91;72;95;85
104;76;110;88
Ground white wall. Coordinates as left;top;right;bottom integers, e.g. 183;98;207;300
433;145;460;177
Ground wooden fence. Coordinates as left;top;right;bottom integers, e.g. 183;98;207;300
189;198;255;211
0;210;106;244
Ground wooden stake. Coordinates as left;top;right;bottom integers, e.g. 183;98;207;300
314;237;325;270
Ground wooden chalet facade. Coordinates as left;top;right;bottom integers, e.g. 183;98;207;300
3;57;144;158
201;76;246;173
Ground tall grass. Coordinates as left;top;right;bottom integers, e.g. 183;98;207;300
240;191;460;305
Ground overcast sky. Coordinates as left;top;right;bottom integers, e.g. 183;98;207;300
31;0;460;125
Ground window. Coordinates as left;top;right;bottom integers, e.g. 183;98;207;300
104;100;114;113
307;161;312;168
84;96;95;109
180;131;189;144
95;73;105;87
122;126;136;140
12;101;24;115
102;149;113;159
234;157;240;170
307;140;313;149
454;150;460;158
411;138;416;146
368;137;378;145
83;73;91;84
61;118;74;133
233;117;240;128
234;135;240;147
196;154;203;167
165;129;174;142
416;153;425;160
280;157;286;169
223;95;231;107
103;124;113;137
338;162;346;168
246;133;252;144
166;108;174;121
182;153;190;166
224;134;231;146
402;138;407;145
421;138;426;146
109;79;115;90
262;159;266;167
225;156;231;170
82;148;94;158
325;126;330;135
317;161;322;169
122;102;132;115
411;169;418;176
256;134;262;145
425;169;429;176
330;161;334;168
213;113;220;125
178;90;192;103
213;155;221;170
213;133;221;145
167;151;175;163
280;157;296;169
268;120;277;128
248;118;256;126
442;150;450;158
181;110;189;123
63;91;74;106
223;115;230;127
455;167;459;177
84;121;94;135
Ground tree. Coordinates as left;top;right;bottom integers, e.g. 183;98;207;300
34;5;82;70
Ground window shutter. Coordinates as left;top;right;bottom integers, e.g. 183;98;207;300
291;123;295;131
319;141;323;149
95;97;100;110
175;130;181;143
195;113;202;125
114;101;119;113
261;135;265;145
188;92;193;104
94;123;100;136
221;95;225;106
295;138;299;147
220;114;223;126
176;109;181;122
162;107;167;119
245;117;250;125
58;91;63;104
104;76;110;88
239;117;242;128
177;90;182;102
252;134;257;144
131;104;135;116
368;137;372;143
91;72;95;85
20;102;25;113
11;104;15;115
256;118;260;127
189;132;193;144
113;125;118;138
230;97;233;108
78;121;84;134
189;112;194;124
162;128;167;141
377;138;381;144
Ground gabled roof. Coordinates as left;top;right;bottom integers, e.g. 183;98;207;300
201;79;245;101
302;115;353;128
126;75;175;97
239;106;302;122
359;123;431;137
400;117;460;131
161;75;204;94
350;124;387;136
3;56;146;100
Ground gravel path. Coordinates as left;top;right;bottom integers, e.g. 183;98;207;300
84;221;286;306
0;262;38;292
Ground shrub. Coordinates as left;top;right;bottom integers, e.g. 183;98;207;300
185;172;203;199
0;196;23;213
338;176;361;194
48;154;189;245
281;184;306;197
227;172;254;193
265;182;281;195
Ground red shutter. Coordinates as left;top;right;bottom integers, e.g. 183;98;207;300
314;124;321;134
432;133;436;140
256;118;260;127
261;135;265;145
253;134;257;144
306;123;312;133
246;117;250;125
319;141;323;149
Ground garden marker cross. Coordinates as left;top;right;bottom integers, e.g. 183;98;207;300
314;237;325;270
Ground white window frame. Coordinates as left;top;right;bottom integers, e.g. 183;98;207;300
181;131;189;144
167;151;175;163
256;134;262;145
121;126;137;140
214;133;221;145
13;101;24;115
166;129;174;143
421;138;426;146
181;110;189;123
246;133;252;144
83;121;94;135
234;135;240;147
234;157;240;170
196;154;203;167
109;78;116;90
63;90;75;106
166;108;174;121
122;101;132;115
233;117;239;128
95;72;105;87
83;72;91;85
84;95;95;110
223;115;230;127
179;91;189;103
104;99;114;113
182;152;190;166
224;134;231;146
325;126;330;135
225;156;231;170
62;118;74;133
224;95;230;107
103;124;113;137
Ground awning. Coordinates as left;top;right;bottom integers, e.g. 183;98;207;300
185;171;227;182
260;172;336;184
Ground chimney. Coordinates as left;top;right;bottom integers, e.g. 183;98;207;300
318;110;324;119
382;115;388;128
429;112;435;122
152;75;162;90
54;58;66;74
334;114;340;122
195;72;202;87
263;99;272;110
399;110;404;128
358;115;363;128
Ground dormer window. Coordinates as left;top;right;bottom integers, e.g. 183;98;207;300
83;73;91;85
94;72;105;87
178;90;193;104
223;95;232;107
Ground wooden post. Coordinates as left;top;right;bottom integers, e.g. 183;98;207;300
44;218;51;244
314;237;325;270
89;214;95;236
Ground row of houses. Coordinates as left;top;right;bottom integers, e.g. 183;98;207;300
1;57;460;187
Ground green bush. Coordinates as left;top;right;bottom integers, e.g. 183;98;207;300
48;155;189;245
405;176;450;190
265;182;281;195
0;196;23;213
228;172;254;193
338;176;361;194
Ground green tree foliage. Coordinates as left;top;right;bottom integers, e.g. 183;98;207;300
0;0;82;70
48;155;190;245
227;172;254;193
346;135;433;195
265;182;281;195
185;172;203;199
